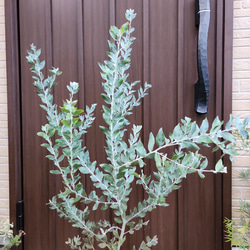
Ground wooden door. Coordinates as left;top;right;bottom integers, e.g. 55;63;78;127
5;0;233;249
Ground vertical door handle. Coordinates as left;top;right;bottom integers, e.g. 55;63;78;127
195;0;210;114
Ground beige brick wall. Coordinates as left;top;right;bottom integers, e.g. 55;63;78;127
0;0;8;222
232;0;250;222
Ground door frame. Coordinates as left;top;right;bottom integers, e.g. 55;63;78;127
5;1;23;247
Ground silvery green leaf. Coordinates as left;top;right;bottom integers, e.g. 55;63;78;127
235;115;242;129
211;116;222;133
200;118;209;134
41;143;50;148
243;116;250;126
98;243;107;249
92;202;99;211
181;140;200;150
200;158;208;170
101;93;111;104
187;122;198;137
50;170;61;175
148;132;155;151
108;40;117;53
195;134;212;144
171;124;184;141
138;158;145;168
225;115;233;130
37;131;46;139
178;166;186;178
154;153;161;169
240;129;249;139
198;170;205;178
222;132;236;142
136;140;147;157
215;159;224;172
46;155;54;160
61;120;71;128
156;128;165;146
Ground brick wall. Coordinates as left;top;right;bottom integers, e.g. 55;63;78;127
0;0;8;222
232;0;250;223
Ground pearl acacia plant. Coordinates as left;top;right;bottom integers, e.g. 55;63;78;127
27;9;249;250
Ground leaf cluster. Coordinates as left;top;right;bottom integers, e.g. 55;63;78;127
0;220;24;249
225;169;250;249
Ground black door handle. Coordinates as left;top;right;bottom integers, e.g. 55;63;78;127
195;0;210;114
